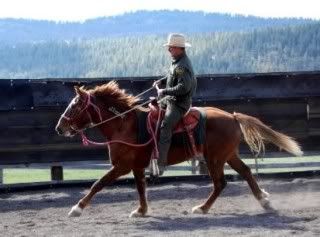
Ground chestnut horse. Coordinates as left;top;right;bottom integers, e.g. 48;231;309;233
55;81;303;218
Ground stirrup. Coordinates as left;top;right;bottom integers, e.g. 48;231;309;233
150;159;160;177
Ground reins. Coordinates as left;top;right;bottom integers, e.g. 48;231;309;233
84;76;166;130
80;106;161;151
78;77;166;153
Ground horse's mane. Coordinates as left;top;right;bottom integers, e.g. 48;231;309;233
88;81;144;111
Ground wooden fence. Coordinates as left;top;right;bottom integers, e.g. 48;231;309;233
1;71;320;183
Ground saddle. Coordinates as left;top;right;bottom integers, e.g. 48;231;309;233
148;102;201;134
147;99;203;157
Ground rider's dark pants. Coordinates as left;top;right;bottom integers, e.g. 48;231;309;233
157;103;186;166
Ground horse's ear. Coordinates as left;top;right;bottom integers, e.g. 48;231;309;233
74;85;86;98
74;86;80;94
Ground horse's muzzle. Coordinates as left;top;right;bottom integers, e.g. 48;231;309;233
55;126;63;135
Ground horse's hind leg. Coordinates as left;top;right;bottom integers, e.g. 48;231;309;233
227;156;274;211
129;168;148;218
192;159;227;214
68;166;130;217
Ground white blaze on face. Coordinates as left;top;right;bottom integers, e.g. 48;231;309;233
56;96;80;136
61;96;79;119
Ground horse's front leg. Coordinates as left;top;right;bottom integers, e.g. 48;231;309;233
130;168;148;218
68;166;130;217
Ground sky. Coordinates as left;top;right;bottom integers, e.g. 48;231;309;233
0;0;319;22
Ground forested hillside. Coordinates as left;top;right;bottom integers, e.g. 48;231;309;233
0;22;319;79
0;10;315;44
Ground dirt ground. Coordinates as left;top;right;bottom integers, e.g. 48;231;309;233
0;177;319;237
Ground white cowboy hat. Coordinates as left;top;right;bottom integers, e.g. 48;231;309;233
163;33;191;48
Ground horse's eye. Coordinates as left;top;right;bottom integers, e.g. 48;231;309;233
73;97;81;105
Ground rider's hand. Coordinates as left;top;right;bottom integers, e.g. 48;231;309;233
157;88;164;97
152;80;160;88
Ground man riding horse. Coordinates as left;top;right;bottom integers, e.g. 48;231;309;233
55;33;302;218
154;33;197;175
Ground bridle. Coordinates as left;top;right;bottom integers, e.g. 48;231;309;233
59;77;166;160
61;91;103;132
64;89;162;155
62;76;167;133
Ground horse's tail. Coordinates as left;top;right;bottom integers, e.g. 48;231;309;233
233;112;303;157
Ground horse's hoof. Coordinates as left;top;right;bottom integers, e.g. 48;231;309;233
259;196;275;212
192;205;207;214
261;189;270;199
260;199;276;212
129;209;146;218
259;189;276;212
68;204;83;217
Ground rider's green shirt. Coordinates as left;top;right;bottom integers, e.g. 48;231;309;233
162;52;197;112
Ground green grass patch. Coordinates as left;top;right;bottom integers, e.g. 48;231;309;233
4;169;50;184
242;156;320;164
63;169;106;181
2;155;320;184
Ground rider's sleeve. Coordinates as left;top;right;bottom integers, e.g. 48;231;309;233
162;66;191;96
159;76;167;87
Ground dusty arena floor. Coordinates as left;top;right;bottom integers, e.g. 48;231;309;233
0;177;319;237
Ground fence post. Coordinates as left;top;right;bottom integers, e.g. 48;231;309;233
191;160;197;174
254;157;259;174
0;168;3;184
51;164;63;181
198;161;208;175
